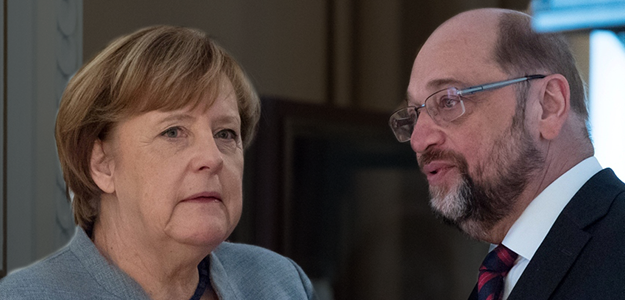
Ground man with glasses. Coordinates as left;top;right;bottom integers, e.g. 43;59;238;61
390;8;625;300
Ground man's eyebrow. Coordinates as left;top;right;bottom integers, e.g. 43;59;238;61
407;78;467;105
426;78;465;91
404;92;411;104
405;91;422;107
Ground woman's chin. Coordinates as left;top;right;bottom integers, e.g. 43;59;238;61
163;205;240;249
165;222;235;249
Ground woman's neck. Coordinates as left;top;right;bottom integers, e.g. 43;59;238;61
92;214;211;300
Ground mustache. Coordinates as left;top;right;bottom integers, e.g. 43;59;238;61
418;149;468;173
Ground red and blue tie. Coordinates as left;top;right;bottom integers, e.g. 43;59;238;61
477;245;518;300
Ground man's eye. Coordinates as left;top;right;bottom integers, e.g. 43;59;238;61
439;97;459;109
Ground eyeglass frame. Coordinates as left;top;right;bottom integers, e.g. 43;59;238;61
388;74;547;143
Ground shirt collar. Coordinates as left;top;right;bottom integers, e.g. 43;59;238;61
501;157;602;260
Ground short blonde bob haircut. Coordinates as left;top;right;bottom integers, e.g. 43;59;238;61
55;25;261;236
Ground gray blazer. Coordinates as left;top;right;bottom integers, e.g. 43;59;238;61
0;227;315;299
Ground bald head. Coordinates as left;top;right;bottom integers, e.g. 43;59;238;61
409;9;511;105
409;8;588;130
428;8;513;45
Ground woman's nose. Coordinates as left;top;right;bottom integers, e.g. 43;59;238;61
195;135;224;172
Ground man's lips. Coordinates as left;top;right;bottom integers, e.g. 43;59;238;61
422;161;456;184
182;192;222;203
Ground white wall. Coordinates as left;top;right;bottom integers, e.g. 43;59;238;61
6;0;81;272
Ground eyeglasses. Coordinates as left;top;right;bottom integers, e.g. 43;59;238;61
388;74;546;142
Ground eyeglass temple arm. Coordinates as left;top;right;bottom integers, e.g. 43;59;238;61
458;75;546;96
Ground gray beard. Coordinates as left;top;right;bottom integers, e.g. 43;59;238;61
426;123;544;240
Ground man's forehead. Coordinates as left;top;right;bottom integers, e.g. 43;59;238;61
415;9;501;64
436;8;504;35
406;11;503;103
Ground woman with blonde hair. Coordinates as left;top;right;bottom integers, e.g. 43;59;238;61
0;25;315;300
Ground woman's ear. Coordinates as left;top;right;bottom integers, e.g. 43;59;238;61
90;139;115;194
538;74;570;140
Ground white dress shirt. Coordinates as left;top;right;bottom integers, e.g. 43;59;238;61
497;157;602;300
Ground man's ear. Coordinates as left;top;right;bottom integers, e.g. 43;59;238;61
538;74;570;140
90;139;115;194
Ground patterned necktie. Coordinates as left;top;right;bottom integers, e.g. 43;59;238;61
477;245;518;300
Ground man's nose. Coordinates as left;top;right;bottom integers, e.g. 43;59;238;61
410;112;444;154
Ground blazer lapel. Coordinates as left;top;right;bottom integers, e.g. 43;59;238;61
507;169;621;300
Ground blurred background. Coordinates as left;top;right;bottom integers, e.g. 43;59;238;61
1;0;623;299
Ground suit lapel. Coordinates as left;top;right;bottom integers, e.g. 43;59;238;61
506;213;590;300
507;169;621;300
467;284;477;300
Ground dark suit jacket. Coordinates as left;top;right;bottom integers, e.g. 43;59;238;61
469;168;625;300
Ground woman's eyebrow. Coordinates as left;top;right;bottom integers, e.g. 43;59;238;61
156;112;195;124
211;114;241;126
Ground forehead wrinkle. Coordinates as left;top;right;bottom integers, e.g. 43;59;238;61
156;112;196;125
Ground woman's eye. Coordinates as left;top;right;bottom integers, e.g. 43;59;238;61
215;129;238;140
161;127;182;138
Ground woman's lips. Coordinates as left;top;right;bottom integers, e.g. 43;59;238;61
182;192;222;203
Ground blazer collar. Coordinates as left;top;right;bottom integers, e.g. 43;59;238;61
69;227;151;299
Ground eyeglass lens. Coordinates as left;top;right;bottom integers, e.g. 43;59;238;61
389;89;465;142
389;107;417;142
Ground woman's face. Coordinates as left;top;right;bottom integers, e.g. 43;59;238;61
101;81;244;249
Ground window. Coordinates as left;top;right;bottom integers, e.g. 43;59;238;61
589;30;625;180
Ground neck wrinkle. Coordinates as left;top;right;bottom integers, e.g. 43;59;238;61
93;198;207;300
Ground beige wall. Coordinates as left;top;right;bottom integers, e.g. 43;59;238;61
84;0;550;113
83;0;416;111
567;32;591;86
84;1;327;104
